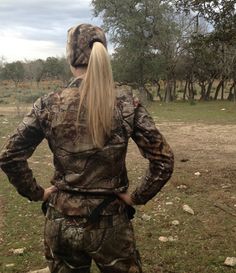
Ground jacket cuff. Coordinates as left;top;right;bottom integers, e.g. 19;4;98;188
131;191;146;205
29;185;44;201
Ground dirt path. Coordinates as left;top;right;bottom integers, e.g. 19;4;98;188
0;106;31;115
128;121;236;199
159;122;236;168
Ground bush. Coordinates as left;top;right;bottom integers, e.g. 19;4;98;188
17;94;40;103
0;93;11;98
0;99;9;104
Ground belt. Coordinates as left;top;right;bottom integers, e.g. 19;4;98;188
46;206;129;229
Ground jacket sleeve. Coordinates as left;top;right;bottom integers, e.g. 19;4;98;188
131;103;174;205
0;98;45;201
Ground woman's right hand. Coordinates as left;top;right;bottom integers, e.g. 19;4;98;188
117;192;134;206
42;186;58;201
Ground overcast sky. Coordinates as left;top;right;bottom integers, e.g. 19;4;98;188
0;0;104;62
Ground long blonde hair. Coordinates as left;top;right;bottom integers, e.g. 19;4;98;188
77;42;115;148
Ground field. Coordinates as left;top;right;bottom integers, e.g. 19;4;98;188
0;97;236;273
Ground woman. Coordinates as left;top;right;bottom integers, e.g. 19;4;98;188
0;24;174;273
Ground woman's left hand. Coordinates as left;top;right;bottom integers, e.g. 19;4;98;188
117;192;134;206
42;186;58;202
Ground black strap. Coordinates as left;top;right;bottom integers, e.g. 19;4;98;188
87;195;117;224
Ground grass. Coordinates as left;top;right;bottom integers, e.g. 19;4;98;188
148;100;236;124
0;97;236;272
0;80;64;105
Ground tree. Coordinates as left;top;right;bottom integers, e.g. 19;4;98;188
176;0;235;41
2;61;25;87
93;0;184;101
58;57;72;84
93;0;200;102
42;57;71;84
44;57;62;79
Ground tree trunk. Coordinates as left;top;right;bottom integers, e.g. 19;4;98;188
143;86;153;101
183;80;188;101
173;79;177;101
199;82;206;100
221;80;225;100
155;81;162;101
227;82;235;101
164;79;172;103
205;80;214;100
188;80;194;101
214;80;223;100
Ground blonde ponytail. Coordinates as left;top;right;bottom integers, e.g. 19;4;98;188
77;42;115;148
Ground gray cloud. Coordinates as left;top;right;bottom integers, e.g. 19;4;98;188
0;0;101;45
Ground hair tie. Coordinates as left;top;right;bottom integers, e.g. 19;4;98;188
89;38;103;49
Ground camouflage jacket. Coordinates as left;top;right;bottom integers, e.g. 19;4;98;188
0;80;174;216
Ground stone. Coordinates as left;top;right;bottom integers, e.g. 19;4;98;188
158;236;168;242
194;172;201;176
6;264;15;268
11;248;26;255
172;220;180;226
224;257;236;267
168;236;178;242
158;236;178;242
177;185;187;189
183;204;194;215
141;214;151;221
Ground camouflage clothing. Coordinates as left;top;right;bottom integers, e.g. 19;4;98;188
0;79;173;273
0;80;174;213
67;24;107;67
44;207;142;273
0;80;174;214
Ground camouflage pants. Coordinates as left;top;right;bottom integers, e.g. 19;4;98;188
44;207;142;273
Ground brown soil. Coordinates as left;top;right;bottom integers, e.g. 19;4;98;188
128;121;236;199
159;122;236;169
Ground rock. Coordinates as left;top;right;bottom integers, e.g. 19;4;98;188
177;185;187;189
183;204;194;215
28;268;50;273
141;214;151;221
168;236;178;242
194;172;201;176
159;236;169;242
6;264;15;268
221;184;231;189
172;220;180;226
11;247;26;255
224;257;236;267
159;236;178;242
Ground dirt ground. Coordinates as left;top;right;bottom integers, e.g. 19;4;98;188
128;121;236;183
128;121;236;272
159;122;236;169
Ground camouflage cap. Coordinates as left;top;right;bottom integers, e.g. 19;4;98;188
66;23;107;67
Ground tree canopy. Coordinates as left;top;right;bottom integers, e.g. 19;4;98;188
92;0;236;101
